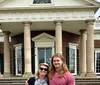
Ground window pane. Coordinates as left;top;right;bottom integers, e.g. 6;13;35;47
46;48;52;65
38;48;45;63
69;48;75;73
38;48;52;65
96;53;100;73
33;0;51;4
15;47;22;75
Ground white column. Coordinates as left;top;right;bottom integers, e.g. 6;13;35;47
23;22;32;77
3;31;11;77
79;29;87;76
54;20;63;54
86;19;96;77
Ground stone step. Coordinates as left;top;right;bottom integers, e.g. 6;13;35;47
0;77;100;85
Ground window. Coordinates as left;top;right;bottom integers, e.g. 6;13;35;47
14;44;22;75
95;49;100;74
69;43;77;75
38;48;52;65
33;0;51;4
32;33;55;72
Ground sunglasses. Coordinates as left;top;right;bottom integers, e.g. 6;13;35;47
39;67;48;71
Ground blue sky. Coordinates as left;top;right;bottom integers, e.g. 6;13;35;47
95;8;100;17
95;0;100;17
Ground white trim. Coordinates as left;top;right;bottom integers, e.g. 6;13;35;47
35;42;55;72
29;0;54;6
14;43;22;76
32;32;55;42
94;33;100;40
69;43;78;75
14;43;22;47
0;9;95;23
85;0;100;6
94;48;100;74
32;33;55;72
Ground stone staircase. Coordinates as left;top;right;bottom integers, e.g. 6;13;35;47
0;77;100;85
0;77;27;85
76;77;100;85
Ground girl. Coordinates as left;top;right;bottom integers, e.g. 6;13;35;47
26;63;49;85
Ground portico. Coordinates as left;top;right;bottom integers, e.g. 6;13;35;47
0;0;99;77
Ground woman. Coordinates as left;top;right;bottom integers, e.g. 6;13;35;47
26;63;49;85
48;53;75;85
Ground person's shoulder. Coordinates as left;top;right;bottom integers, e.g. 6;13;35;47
65;71;74;78
64;71;75;82
28;77;36;82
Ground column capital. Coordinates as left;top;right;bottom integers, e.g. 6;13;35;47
79;29;87;34
54;20;63;24
3;31;10;34
23;21;32;25
85;19;95;25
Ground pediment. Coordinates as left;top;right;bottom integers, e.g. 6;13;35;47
32;32;55;42
0;0;100;9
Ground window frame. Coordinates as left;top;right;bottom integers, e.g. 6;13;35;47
95;48;100;74
14;44;22;76
29;0;54;6
69;43;78;75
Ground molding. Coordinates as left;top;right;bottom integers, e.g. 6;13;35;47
85;0;100;6
69;43;78;47
13;43;23;47
94;33;100;40
0;9;95;22
0;0;6;3
32;32;55;42
29;0;54;6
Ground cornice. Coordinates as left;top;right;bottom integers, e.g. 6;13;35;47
85;0;100;6
0;6;99;11
0;0;5;3
0;0;8;3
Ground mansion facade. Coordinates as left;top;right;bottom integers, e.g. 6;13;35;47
0;0;100;77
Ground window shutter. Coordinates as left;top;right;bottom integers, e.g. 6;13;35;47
13;49;15;75
32;46;35;74
77;49;79;75
1;53;4;74
66;47;69;69
22;47;24;75
94;50;95;72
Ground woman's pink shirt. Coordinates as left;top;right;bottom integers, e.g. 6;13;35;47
49;71;75;85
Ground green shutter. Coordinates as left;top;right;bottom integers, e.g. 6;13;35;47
66;47;69;69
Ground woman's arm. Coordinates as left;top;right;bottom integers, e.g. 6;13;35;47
25;79;29;85
25;80;29;85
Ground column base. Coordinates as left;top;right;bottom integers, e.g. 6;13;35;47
86;72;96;77
79;72;86;76
3;72;11;77
23;72;33;77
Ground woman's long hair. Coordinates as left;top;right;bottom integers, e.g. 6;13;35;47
48;53;68;79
